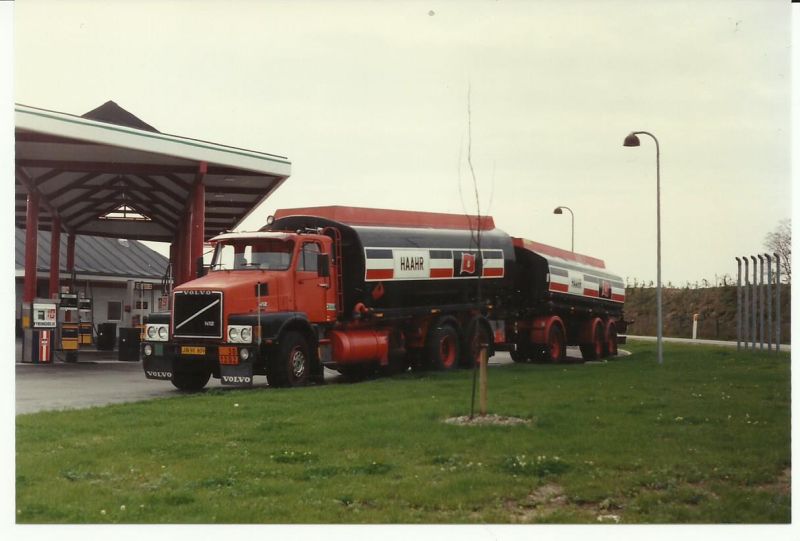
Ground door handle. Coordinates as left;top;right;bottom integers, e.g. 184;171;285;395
318;284;330;289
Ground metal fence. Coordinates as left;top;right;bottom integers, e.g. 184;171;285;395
735;253;783;352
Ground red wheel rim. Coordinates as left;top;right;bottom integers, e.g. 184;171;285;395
550;332;561;361
594;325;604;357
440;334;457;368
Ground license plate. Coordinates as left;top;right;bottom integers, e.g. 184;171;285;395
181;346;206;355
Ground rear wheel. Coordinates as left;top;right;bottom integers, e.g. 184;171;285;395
510;348;528;363
580;321;605;361
381;331;410;376
461;318;491;368
268;331;312;387
544;325;566;363
605;323;619;357
171;370;211;392
426;324;460;370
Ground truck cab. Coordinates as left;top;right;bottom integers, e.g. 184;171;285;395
142;230;337;391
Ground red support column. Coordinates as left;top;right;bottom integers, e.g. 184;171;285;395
190;186;205;277
48;217;61;298
190;162;207;281
182;205;193;282
169;241;177;285
23;193;40;303
174;229;184;287
66;233;75;274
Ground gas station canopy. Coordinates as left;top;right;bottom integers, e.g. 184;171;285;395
15;102;291;242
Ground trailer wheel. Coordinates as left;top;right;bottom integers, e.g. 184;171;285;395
579;321;605;361
605;323;619;357
268;331;311;387
461;318;491;368
545;325;566;363
426;325;461;370
171;370;211;392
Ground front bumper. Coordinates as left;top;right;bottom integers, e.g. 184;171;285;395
141;342;260;386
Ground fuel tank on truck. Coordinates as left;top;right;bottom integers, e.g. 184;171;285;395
266;206;516;317
512;237;625;315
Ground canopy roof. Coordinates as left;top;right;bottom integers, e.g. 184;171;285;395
15;102;291;243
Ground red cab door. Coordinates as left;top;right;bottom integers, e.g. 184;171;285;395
293;240;334;322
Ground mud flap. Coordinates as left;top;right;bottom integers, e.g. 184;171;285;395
220;362;255;386
143;355;173;380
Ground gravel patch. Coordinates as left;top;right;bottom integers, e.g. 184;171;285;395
444;414;532;426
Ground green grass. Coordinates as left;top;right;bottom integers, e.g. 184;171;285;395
16;341;790;524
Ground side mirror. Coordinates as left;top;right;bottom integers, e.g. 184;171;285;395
317;253;330;277
196;257;207;278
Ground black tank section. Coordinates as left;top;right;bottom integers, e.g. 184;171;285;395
267;215;515;317
512;245;625;317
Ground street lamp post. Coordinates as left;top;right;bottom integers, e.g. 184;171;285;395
553;206;574;252
623;131;663;365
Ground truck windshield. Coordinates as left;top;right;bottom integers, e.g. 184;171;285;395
211;239;294;271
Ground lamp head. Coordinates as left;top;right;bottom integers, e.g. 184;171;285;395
553;207;563;215
623;133;641;147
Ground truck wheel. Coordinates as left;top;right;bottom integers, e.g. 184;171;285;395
268;331;311;387
461;318;490;368
510;348;528;363
545;325;566;363
171;370;211;392
605;323;619;357
426;325;461;371
580;321;605;361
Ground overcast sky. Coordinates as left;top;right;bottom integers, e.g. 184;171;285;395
11;0;792;285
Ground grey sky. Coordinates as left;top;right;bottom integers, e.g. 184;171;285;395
12;0;792;284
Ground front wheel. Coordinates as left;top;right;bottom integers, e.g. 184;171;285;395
171;370;211;392
268;331;312;387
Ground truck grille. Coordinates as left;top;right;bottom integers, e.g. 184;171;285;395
173;291;223;339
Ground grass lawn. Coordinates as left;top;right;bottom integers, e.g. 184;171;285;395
16;340;791;524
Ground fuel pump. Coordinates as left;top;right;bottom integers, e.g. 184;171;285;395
78;297;93;346
58;292;79;362
22;298;58;363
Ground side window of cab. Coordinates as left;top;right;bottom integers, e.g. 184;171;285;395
298;242;320;273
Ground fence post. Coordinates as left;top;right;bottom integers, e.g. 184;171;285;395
758;255;764;351
735;257;742;351
751;256;757;351
774;253;781;353
765;254;772;352
743;257;749;350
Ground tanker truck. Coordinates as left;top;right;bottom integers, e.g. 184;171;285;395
142;206;626;391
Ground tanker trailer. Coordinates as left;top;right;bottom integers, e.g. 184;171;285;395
142;206;515;390
504;237;627;363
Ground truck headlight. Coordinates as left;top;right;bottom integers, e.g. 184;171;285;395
145;324;169;342
227;325;252;344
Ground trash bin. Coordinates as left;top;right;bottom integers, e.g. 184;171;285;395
97;323;117;351
118;327;141;362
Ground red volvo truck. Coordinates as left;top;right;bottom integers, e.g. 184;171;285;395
142;206;626;390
